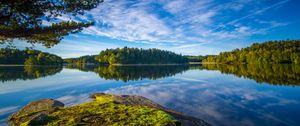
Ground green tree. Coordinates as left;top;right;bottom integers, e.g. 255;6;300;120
203;40;300;64
0;0;103;47
24;57;38;65
96;47;188;64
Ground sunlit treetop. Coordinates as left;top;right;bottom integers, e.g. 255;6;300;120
0;0;103;47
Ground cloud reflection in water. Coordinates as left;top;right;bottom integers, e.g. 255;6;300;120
106;76;299;126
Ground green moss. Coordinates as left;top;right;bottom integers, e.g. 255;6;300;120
20;121;30;126
27;95;178;126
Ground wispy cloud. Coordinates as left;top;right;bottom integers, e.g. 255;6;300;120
78;0;291;47
8;0;295;57
0;106;19;116
212;0;290;31
106;77;298;126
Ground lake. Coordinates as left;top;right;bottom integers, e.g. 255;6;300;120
0;64;300;126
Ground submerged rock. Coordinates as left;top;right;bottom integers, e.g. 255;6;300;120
9;93;210;126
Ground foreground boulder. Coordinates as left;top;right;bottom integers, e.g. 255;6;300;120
9;99;64;126
9;93;210;126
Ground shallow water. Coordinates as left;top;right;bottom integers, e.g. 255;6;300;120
0;64;299;126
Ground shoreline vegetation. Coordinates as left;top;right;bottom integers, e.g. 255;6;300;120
64;40;299;66
202;40;299;64
1;40;298;66
0;48;63;66
0;62;200;67
64;47;189;65
9;93;210;126
109;63;196;66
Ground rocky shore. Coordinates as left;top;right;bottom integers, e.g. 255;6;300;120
9;93;210;126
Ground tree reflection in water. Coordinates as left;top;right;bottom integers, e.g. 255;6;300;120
65;65;189;82
0;66;63;82
202;63;300;86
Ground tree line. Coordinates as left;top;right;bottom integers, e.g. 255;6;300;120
185;55;206;62
202;40;300;64
64;55;98;65
96;47;188;64
0;48;63;65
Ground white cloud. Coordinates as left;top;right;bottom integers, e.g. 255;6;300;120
0;106;19;116
8;0;292;57
56;94;91;107
106;77;298;126
81;0;175;43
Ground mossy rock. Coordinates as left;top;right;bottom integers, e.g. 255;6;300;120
90;93;211;126
9;93;210;126
9;99;64;126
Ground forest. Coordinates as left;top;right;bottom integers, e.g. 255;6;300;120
202;40;300;64
64;55;98;65
96;47;188;64
185;55;206;62
0;48;63;65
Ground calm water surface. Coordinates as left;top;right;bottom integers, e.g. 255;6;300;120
0;64;300;126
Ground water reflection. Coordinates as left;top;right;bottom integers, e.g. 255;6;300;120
0;66;62;82
106;71;300;126
0;65;300;126
65;65;189;82
1;64;299;86
202;64;300;86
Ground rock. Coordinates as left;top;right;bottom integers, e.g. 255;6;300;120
90;93;211;126
9;99;64;126
28;113;48;124
10;94;211;126
90;93;165;109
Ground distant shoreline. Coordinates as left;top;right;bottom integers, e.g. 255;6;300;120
0;64;26;66
0;64;62;67
0;62;203;67
112;63;189;66
111;62;204;66
200;62;218;64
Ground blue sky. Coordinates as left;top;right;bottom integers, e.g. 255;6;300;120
8;0;300;58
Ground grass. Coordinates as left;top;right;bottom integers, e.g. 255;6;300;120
24;95;178;126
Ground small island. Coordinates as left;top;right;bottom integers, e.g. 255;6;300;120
64;47;189;65
9;93;210;126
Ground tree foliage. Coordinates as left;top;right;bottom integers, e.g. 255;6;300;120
64;55;98;65
96;47;188;64
185;55;206;62
0;48;63;65
0;0;103;47
203;40;300;64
